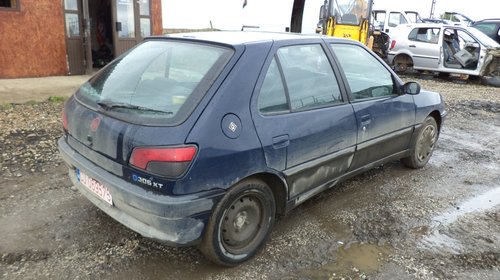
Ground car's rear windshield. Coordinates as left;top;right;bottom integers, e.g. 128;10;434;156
76;40;234;125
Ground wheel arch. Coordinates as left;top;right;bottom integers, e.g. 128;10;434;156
429;110;442;132
241;172;288;217
394;53;414;66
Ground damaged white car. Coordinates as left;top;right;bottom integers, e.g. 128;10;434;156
387;24;500;86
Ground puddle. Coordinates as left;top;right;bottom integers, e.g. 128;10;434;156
296;243;392;278
420;187;500;252
431;187;500;226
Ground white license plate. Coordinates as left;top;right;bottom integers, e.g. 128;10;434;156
76;169;113;206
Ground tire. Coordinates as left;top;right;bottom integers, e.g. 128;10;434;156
199;179;275;266
481;76;500;87
402;116;438;169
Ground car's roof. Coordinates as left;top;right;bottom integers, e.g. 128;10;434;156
373;9;409;13
473;18;500;23
394;23;473;29
161;31;325;45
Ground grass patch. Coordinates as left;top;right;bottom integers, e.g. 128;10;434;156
1;103;13;110
48;96;66;103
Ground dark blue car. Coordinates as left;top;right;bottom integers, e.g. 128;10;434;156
58;31;447;266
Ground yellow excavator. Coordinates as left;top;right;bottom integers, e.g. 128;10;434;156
316;0;373;47
250;0;386;57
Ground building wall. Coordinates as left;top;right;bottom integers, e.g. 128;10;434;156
0;0;67;78
0;0;163;79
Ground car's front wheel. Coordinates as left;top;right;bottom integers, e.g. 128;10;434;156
402;116;438;169
200;179;275;266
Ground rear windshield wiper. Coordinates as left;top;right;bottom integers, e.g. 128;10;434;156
97;101;173;115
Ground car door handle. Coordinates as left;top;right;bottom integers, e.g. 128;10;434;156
409;44;416;48
272;135;289;149
360;114;371;126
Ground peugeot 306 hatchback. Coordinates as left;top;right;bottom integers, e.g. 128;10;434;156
59;31;447;266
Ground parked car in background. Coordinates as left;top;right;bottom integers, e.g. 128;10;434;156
442;12;474;27
405;11;425;24
372;9;413;33
471;19;500;44
59;31;447;266
387;23;500;86
422;18;450;24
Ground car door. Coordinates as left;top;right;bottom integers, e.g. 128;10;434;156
251;42;357;200
330;42;416;171
386;12;409;33
407;27;441;70
441;28;483;73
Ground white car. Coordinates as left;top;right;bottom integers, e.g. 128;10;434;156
442;12;474;27
387;23;500;85
372;9;413;34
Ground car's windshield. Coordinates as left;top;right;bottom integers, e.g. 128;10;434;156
472;22;498;37
467;27;500;48
76;40;233;125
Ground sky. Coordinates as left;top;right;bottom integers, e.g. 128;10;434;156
161;0;498;32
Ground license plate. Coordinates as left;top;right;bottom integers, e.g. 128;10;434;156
76;169;113;206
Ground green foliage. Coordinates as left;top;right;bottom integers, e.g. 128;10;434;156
1;103;13;110
48;96;66;103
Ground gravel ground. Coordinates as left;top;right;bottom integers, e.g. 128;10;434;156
0;102;63;177
0;76;499;279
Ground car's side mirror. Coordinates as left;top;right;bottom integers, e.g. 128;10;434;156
403;82;421;95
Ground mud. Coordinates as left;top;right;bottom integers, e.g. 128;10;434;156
0;79;499;279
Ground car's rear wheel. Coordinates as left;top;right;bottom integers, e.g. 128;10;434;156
393;54;413;73
402;116;438;169
200;179;275;266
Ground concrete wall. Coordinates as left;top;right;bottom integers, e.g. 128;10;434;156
0;0;68;78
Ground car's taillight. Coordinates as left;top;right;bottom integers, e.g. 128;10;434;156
129;146;197;177
62;108;68;131
390;40;397;50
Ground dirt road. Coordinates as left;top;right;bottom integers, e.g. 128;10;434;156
0;78;499;279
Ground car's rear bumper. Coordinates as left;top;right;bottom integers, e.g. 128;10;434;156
58;136;224;246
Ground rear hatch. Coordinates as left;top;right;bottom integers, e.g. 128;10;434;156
63;39;234;193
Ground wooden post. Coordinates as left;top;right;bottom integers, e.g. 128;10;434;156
82;0;93;74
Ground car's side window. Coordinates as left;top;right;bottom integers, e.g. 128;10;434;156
276;44;342;111
409;28;440;44
331;44;395;100
373;11;386;30
258;58;289;114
